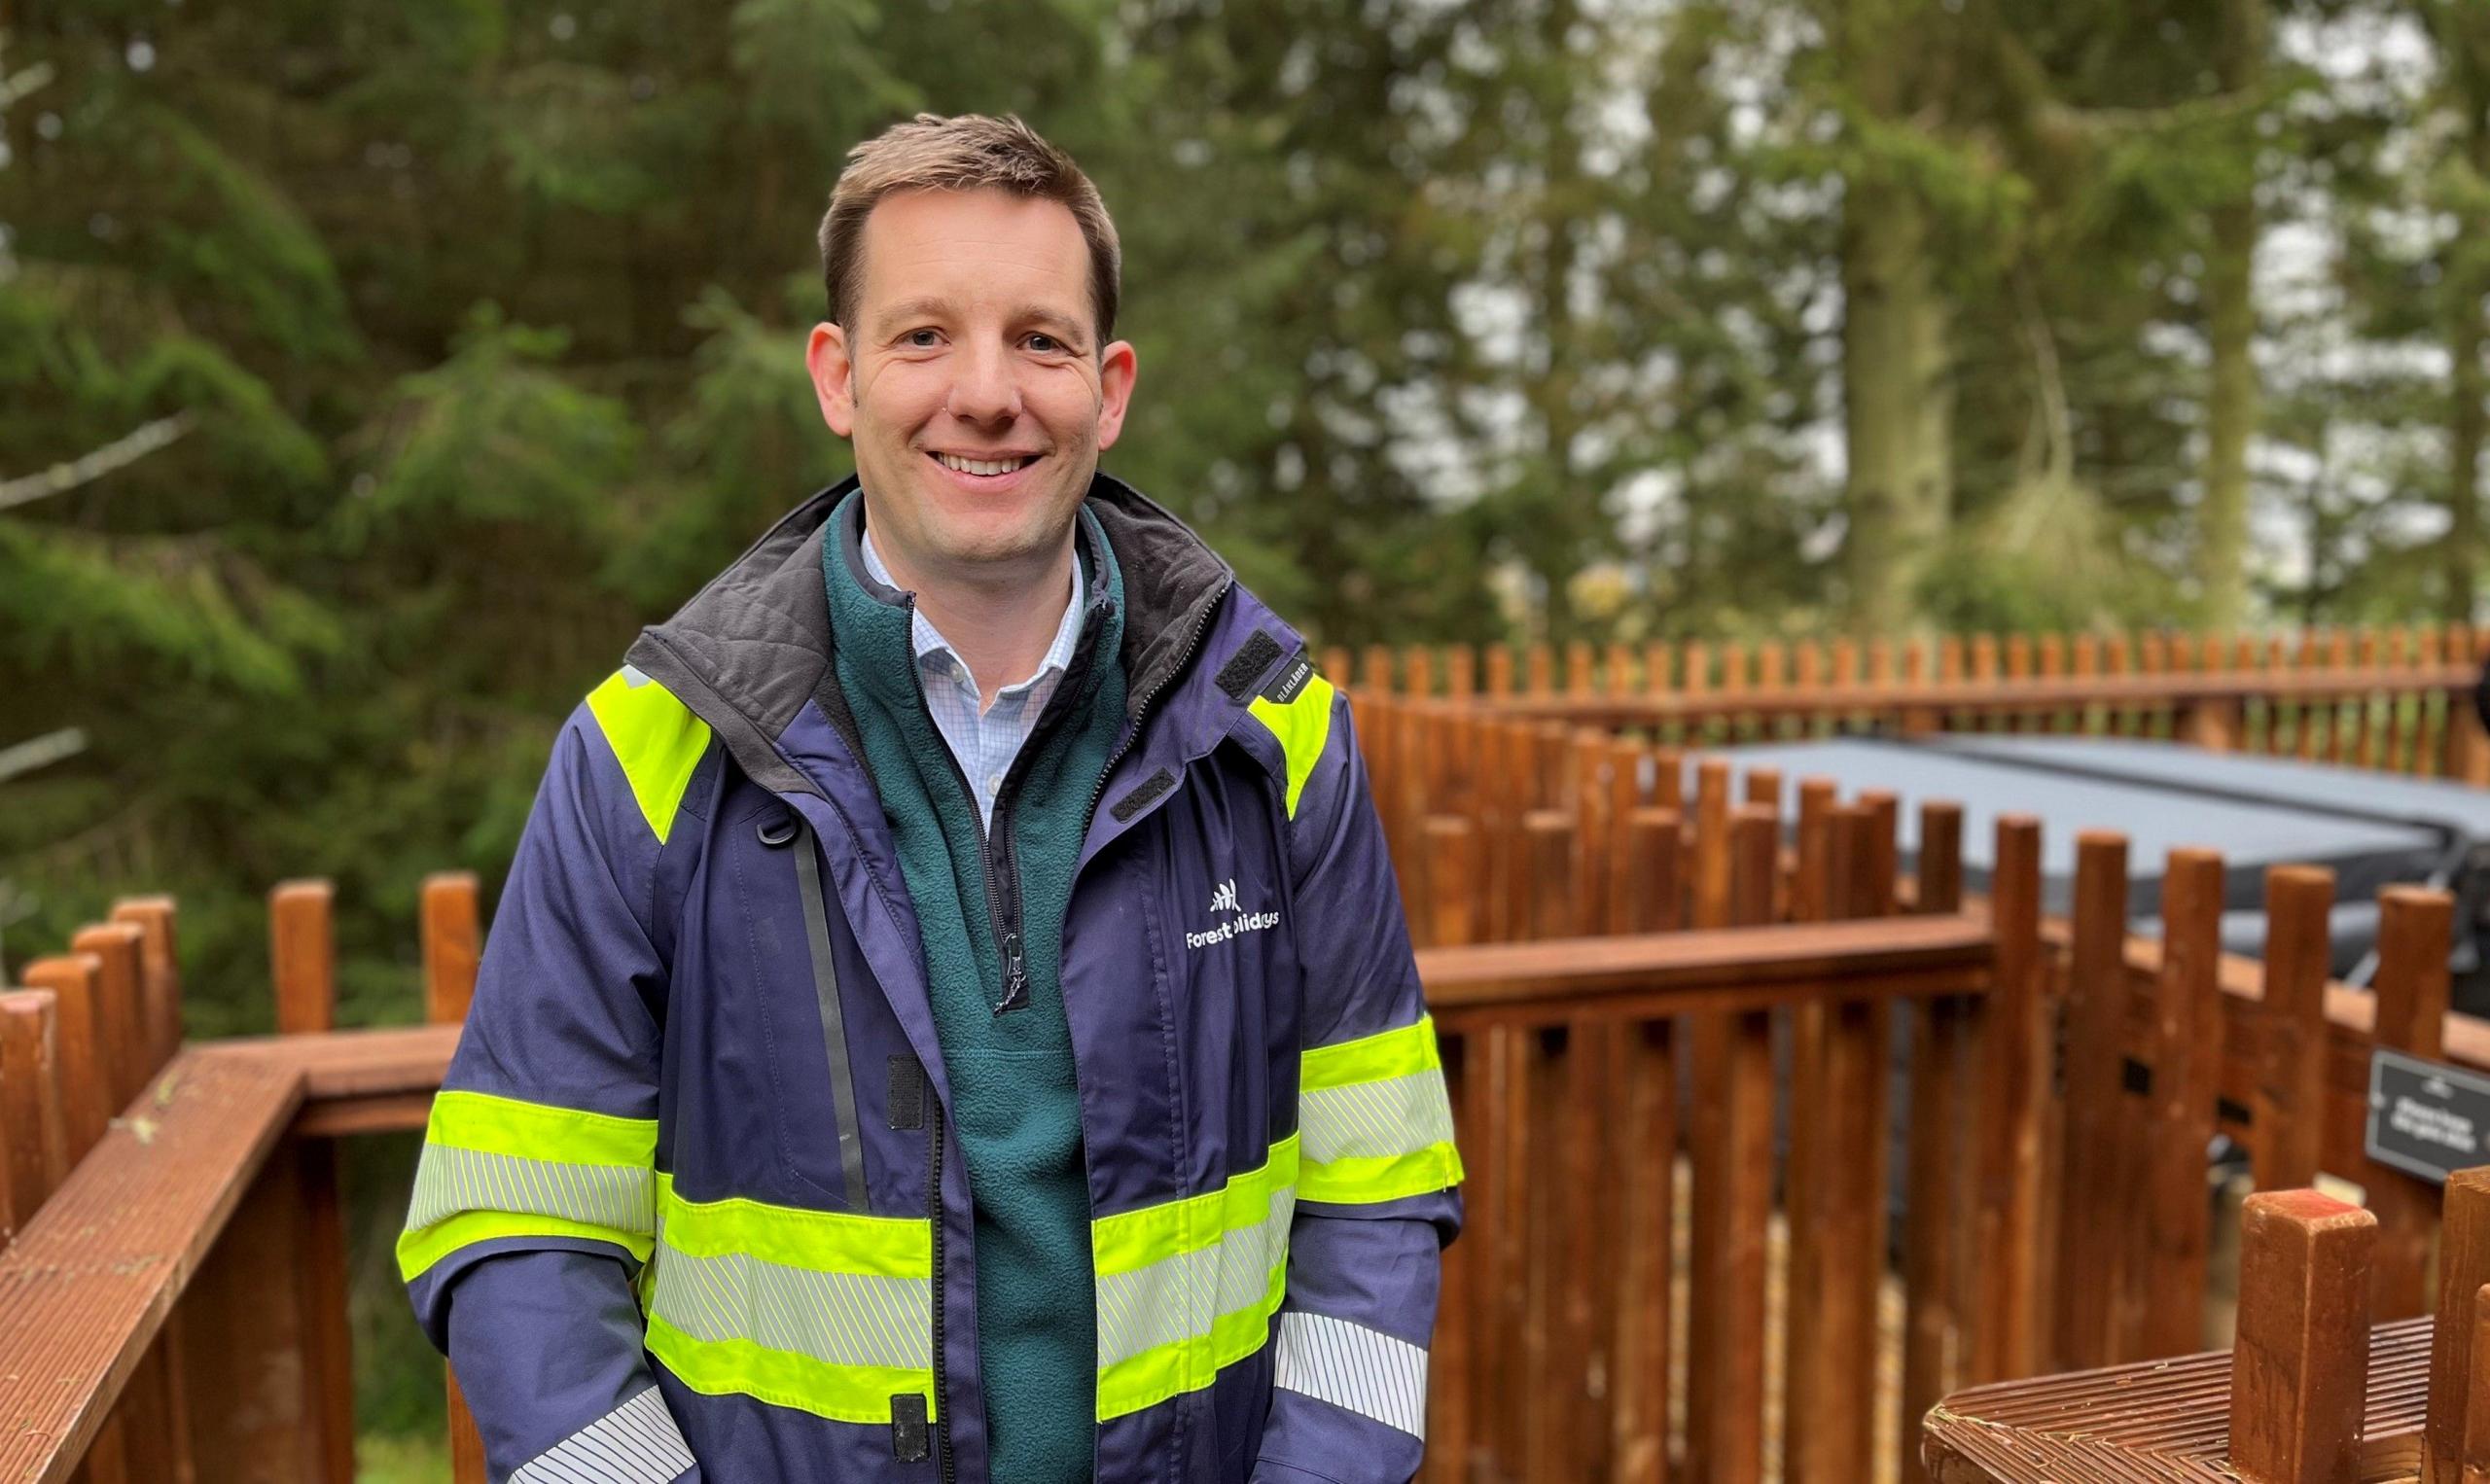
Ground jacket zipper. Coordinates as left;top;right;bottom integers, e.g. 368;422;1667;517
928;1094;953;1484
903;597;1034;1014
904;576;1225;1478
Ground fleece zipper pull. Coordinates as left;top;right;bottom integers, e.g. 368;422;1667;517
993;931;1028;1014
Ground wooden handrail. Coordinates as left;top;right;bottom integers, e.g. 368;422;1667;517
1419;912;1994;1021
0;1048;300;1483
1421;661;2482;722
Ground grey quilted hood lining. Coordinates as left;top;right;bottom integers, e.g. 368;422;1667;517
622;473;1231;798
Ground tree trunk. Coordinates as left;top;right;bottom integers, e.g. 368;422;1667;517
2447;21;2488;623
2198;0;2265;630
1840;174;1952;638
1837;0;1952;638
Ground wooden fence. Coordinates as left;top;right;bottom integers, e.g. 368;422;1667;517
2;764;2487;1481
1318;623;2490;781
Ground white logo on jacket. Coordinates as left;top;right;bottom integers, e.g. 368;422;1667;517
1190;877;1278;950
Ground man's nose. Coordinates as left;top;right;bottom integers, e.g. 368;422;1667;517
944;339;1023;424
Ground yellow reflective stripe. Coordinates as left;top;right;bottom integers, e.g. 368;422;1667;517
586;666;712;845
1245;672;1335;820
398;1210;656;1282
1094;1253;1288;1422
397;1091;660;1281
638;1178;937;1424
1298;1017;1463;1205
1300;1144;1466;1206
655;1173;931;1280
1300;1015;1443;1093
1092;1136;1299;1276
1091;1138;1300;1420
645;1312;935;1426
423;1088;658;1166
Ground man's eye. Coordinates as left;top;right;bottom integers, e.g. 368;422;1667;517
1027;334;1065;354
904;329;942;348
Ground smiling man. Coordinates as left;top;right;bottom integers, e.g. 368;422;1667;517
401;114;1463;1484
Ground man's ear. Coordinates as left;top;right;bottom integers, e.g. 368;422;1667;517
1094;338;1139;452
805;322;856;437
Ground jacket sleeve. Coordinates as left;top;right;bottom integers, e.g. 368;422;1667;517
1249;673;1464;1484
400;670;710;1483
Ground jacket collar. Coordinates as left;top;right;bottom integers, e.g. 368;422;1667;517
622;472;1232;799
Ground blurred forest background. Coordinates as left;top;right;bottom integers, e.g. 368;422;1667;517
3;0;2488;1466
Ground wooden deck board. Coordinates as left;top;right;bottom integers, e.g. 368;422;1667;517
1923;1317;2435;1483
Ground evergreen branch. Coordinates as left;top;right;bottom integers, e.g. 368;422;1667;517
0;411;197;512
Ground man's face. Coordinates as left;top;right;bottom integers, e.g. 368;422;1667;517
805;188;1137;591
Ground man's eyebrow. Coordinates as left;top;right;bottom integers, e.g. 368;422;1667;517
872;296;961;331
1010;303;1085;333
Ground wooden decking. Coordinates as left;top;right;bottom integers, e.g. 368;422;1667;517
1922;1317;2435;1483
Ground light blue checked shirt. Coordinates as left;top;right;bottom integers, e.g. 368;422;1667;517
860;529;1087;831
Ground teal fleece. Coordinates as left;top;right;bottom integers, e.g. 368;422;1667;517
823;490;1126;1482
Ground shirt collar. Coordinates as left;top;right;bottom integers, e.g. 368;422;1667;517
858;525;1087;699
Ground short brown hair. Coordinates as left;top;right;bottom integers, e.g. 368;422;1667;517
817;113;1121;342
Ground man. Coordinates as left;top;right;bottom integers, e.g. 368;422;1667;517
400;113;1462;1484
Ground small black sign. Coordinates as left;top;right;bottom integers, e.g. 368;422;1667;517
2365;1047;2490;1184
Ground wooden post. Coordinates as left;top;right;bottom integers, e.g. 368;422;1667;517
1618;808;1681;936
70;922;150;1105
2371;887;2455;1321
1901;800;1968;1483
2142;847;2225;1359
1691;758;1731;930
2427;1170;2490;1483
267;880;356;1484
1685;807;1778;1482
109;897;183;1067
424;874;488;1483
2228;1190;2375;1484
19;953;113;1159
1523;811;1579;940
2463;1286;2490;1484
1421;817;1481;950
2056;830;2134;1369
1784;829;1885;1483
1793;778;1838;924
424;874;483;1027
1485;645;1515;698
2253;867;2335;1193
1968;816;2045;1382
0;991;69;1228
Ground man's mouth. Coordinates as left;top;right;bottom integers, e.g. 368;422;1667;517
929;451;1042;477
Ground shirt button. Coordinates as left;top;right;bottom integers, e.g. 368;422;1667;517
986;773;1005;793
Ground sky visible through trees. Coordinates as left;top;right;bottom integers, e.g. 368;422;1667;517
2;0;2487;1444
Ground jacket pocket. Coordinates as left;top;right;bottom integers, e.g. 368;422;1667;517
746;806;870;1209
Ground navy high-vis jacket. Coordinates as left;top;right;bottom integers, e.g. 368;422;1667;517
399;474;1464;1483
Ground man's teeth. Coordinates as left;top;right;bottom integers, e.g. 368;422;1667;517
937;453;1028;477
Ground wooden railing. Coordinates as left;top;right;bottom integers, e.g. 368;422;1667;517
3;764;2487;1482
1320;623;2490;781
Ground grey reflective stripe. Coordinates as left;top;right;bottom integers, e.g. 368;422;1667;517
1095;1186;1294;1368
1298;1070;1456;1164
791;819;869;1208
647;1235;932;1371
508;1385;694;1484
1272;1312;1429;1438
405;1143;655;1239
